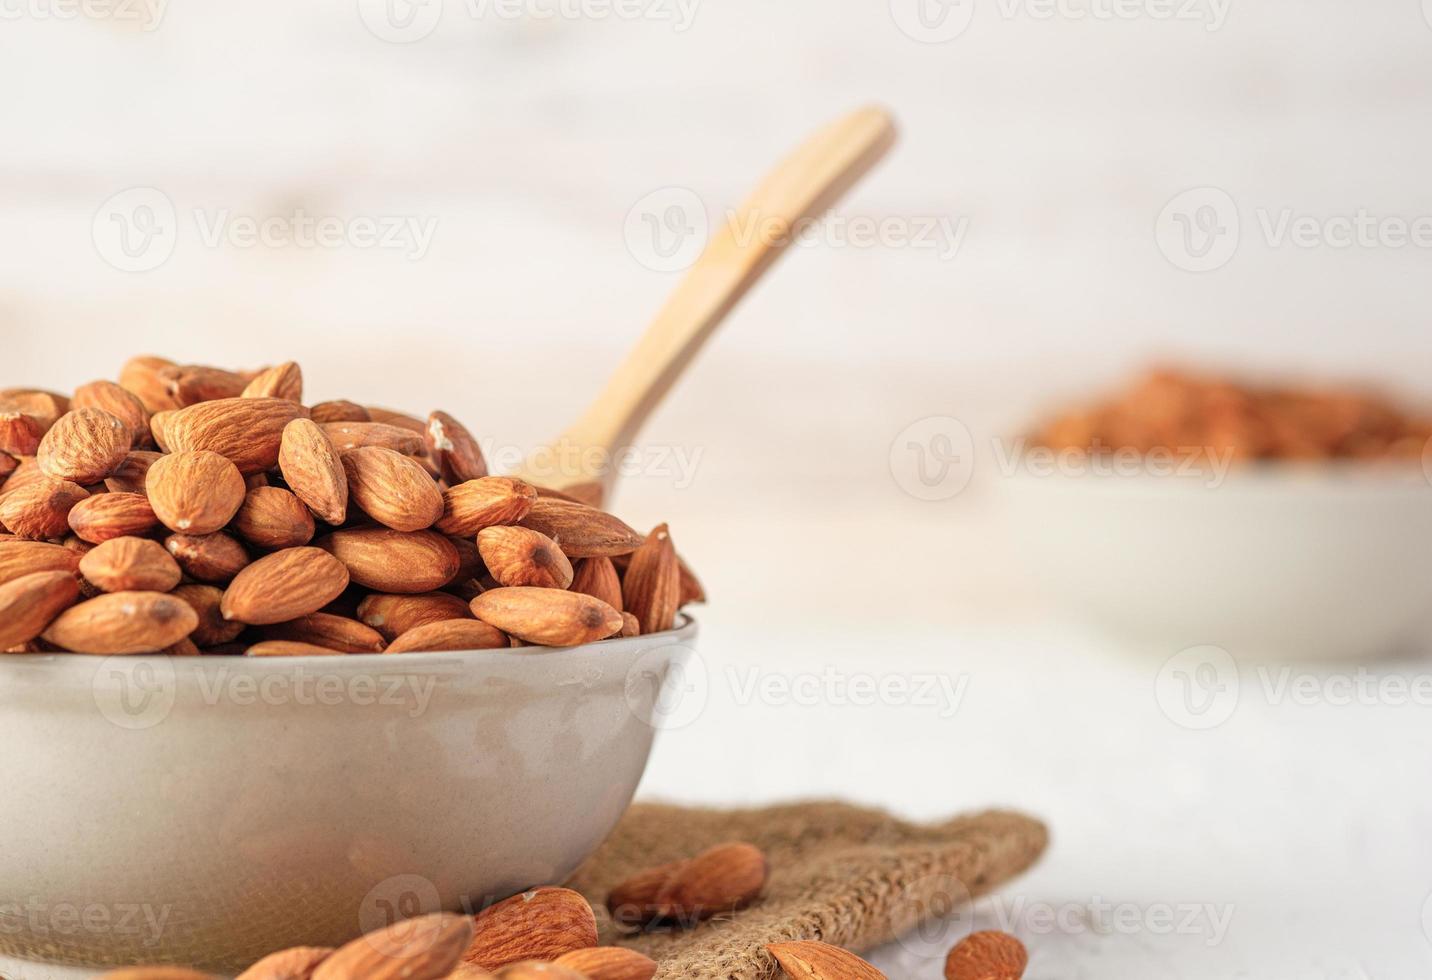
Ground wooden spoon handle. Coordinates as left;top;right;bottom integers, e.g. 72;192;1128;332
564;106;898;457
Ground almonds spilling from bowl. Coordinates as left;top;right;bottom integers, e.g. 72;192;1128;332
0;356;703;655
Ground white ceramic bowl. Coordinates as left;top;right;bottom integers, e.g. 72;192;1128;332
998;464;1432;660
0;619;696;972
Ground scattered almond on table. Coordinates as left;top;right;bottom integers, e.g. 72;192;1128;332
0;357;703;656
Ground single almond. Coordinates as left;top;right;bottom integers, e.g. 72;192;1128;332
607;842;766;928
246;640;346;657
67;491;159;543
357;591;473;641
165;397;308;474
767;941;887;980
165;531;250;582
73;380;151;448
0;388;69;432
553;947;657;980
146;450;247;534
312;912;474;980
279;418;348;525
36;408;130;484
242;361;303;402
0;411;44;456
569;557;623;611
320;421;425;456
366;406;426;433
477;526;573;589
172;583;246;646
944;931;1028;980
0;570;82;650
341;446;444;532
436;477;537;537
425;411;488;484
234;945;334;980
43;590;198;654
317;528;459;593
118;355;182;413
520;498;643;558
233;486;317;549
103;450;164;494
0;477;89;539
619;611;639;638
384;618;508;653
0;539;82;585
260;612;386;653
470;587;622;647
159;364;250;406
309;400;370;424
80;536;182;592
462;887;598;972
677;553;706;606
220;546;351;625
622;524;679;635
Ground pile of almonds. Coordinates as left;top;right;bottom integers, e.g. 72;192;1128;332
95;841;1029;980
1034;367;1432;462
0;358;702;656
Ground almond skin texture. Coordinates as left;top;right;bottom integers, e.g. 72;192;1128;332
233;486;317;549
42;591;198;654
317;529;459;594
469;588;622;647
0;539;82;586
436;477;537;537
0;477;89;539
312;912;474;980
160;364;249;406
607;842;767;927
0;411;44;456
37;408;130;484
172;584;246;646
478;526;573;589
553;947;657;980
425;410;488;484
944;931;1028;980
520;498;644;559
80;536;183;593
767;942;887;980
73;380;151;448
0;571;81;650
234;945;334;980
569;557;623;611
357;591;473;641
341;446;444;532
103;450;163;494
146;450;247;534
462;888;598;972
279;418;348;525
260;612;386;653
118;355;182;413
221;546;351;625
385;618;508;653
321;421;425;456
67;492;159;543
309;400;370;424
622;524;679;635
165;532;249;582
241;361;303;402
164;397;307;474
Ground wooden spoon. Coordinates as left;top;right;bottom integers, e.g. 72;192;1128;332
512;105;898;505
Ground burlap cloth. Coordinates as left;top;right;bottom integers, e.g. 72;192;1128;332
567;801;1048;980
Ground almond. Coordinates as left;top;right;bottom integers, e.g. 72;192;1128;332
73;380;151;448
43;590;198;654
317;528;459;593
357;591;473;641
341;446;443;532
246;640;346;657
520;498;643;558
80;536;183;592
242;361;303;402
449;533;485;583
165;531;250;582
260;612;386;653
221;546;351;625
172;583;246;646
313;912;474;980
67;491;159;543
233;486;317;549
622;524;679;635
0;571;81;650
436;477;537;536
384;619;508;653
321;421;425;456
553;947;657;980
944;931;1027;980
104;450;164;493
477;526;573;589
0;411;44;456
0;389;69;432
310;400;370;424
37;408;129;484
146;450;247;534
0;452;16;481
767;941;886;980
234;946;334;980
569;557;622;611
159;364;249;406
165;397;308;474
279;418;348;525
677;553;706;606
0;477;89;539
150;410;175;451
0;539;82;585
462;887;597;972
493;965;585;980
425;411;488;484
619;612;639;638
366;407;426;433
470;588;622;647
608;842;766;927
118;355;182;413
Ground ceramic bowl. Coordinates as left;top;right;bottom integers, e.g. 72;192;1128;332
0;619;697;973
998;464;1432;660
